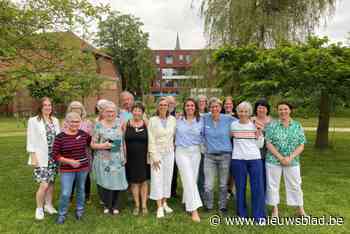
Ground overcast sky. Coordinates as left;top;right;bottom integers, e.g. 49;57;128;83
92;0;350;49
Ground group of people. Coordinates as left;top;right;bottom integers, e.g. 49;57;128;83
26;91;307;224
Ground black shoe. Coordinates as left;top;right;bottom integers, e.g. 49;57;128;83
205;207;214;213
219;208;228;216
56;215;65;224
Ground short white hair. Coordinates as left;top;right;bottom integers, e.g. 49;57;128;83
102;101;117;112
96;99;109;112
236;101;253;116
65;112;82;122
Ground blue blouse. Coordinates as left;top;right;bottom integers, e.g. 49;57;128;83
203;113;237;154
175;117;203;148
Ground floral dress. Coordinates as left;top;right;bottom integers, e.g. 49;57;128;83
92;119;128;191
265;119;306;167
33;122;57;183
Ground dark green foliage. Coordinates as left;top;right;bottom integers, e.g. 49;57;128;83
213;36;350;148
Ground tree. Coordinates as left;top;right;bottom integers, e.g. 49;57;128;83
0;0;108;106
213;36;350;149
196;0;336;47
96;11;156;96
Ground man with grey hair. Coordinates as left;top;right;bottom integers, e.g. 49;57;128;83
119;91;134;123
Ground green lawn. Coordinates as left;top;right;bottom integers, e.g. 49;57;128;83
0;122;349;233
295;117;350;128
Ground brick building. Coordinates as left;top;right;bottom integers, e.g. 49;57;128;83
151;34;202;96
0;32;121;116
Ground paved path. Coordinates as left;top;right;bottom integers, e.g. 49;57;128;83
304;127;350;132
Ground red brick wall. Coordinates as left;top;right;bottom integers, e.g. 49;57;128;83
0;56;121;116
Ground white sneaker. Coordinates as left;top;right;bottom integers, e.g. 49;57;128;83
103;208;109;214
35;208;44;220
44;205;58;214
163;204;173;214
156;207;164;218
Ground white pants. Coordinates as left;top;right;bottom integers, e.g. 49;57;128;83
266;163;304;206
149;151;174;200
175;145;203;212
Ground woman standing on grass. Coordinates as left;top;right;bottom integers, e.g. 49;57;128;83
91;101;128;215
175;98;203;222
222;96;237;200
53;112;91;224
251;99;272;192
202;97;237;214
196;95;208;202
62;101;93;203
265;101;307;217
230;102;266;222
26;97;60;220
148;97;176;218
124;102;150;216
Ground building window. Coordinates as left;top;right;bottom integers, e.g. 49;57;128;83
165;55;173;64
162;68;177;77
164;80;174;87
185;55;191;63
156;55;160;64
179;55;184;61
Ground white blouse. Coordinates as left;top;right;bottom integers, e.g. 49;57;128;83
148;115;176;162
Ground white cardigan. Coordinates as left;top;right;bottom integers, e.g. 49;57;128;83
148;115;176;163
26;116;60;167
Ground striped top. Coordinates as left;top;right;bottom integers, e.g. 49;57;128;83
53;130;91;172
231;121;264;160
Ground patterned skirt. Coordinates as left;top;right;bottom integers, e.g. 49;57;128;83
33;158;58;183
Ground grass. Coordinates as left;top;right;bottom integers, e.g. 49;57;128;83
0;120;349;233
295;117;350;128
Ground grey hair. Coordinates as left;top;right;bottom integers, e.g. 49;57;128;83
236;101;253;116
66;101;87;119
197;94;208;102
120;91;134;100
65;112;82;122
102;101;117;113
96;99;109;113
208;97;222;108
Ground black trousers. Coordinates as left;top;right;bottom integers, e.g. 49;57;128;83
71;172;91;200
97;185;120;210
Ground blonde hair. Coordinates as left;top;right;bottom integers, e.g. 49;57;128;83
208;97;222;108
156;97;170;117
66;101;87;119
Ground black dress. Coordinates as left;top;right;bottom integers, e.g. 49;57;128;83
125;121;150;183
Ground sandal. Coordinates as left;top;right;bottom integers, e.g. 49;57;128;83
133;207;140;216
142;207;148;215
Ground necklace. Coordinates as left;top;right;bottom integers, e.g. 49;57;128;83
132;120;144;132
